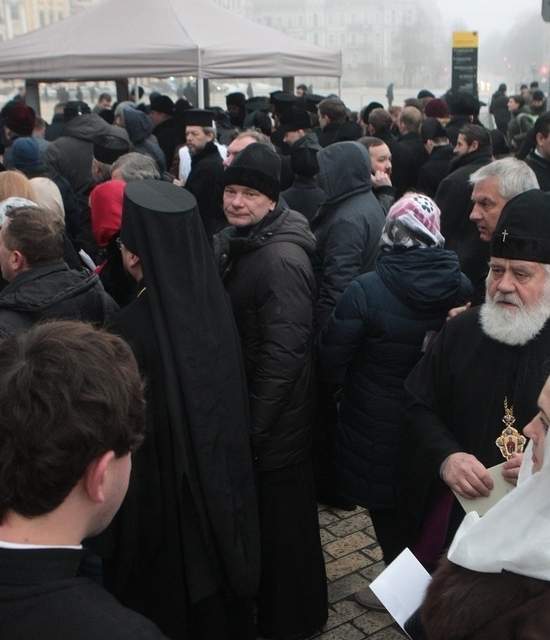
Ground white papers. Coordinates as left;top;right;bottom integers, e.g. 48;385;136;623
369;548;431;637
453;462;515;517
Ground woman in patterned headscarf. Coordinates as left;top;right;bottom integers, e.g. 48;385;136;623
319;193;472;575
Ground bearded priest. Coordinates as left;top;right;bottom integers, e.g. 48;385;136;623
401;189;550;569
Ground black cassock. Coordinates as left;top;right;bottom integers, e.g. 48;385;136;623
402;307;550;548
98;181;260;640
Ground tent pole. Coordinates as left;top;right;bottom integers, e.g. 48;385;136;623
25;80;40;115
337;76;342;98
197;46;204;108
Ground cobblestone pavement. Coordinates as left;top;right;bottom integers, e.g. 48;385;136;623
309;505;407;640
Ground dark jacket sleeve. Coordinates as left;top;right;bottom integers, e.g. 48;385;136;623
319;278;368;390
249;253;314;457
315;218;368;333
404;323;463;476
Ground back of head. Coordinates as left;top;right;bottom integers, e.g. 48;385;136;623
424;99;450;120
498;83;507;93
0;321;144;524
0;170;35;202
399;106;422;134
367;108;393;134
111;152;160;182
290;136;321;178
534;112;550;139
360;102;385;125
470;158;539;200
318;98;347;124
447;91;477;117
63;100;91;123
3;205;64;267
2;101;36;137
29;177;65;224
459;123;491;151
421;118;448;143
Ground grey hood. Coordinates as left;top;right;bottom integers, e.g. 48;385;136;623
122;106;153;144
317;141;372;204
62;113;124;143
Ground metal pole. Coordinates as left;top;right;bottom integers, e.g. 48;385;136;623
338;76;342;98
197;47;204;108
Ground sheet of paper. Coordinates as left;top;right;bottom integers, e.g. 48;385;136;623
453;462;514;517
369;548;431;637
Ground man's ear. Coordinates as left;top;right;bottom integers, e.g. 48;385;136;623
10;250;28;274
470;140;479;153
83;451;116;504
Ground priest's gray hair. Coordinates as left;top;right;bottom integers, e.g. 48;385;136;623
470;158;539;200
111;152;160;182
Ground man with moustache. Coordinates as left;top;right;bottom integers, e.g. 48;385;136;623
401;190;550;565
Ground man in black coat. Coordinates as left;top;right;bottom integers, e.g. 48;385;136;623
150;94;178;169
281;133;325;222
317;97;347;147
526;112;550;191
417;118;454;197
490;83;511;135
216;143;328;640
183;108;226;239
0;204;117;338
104;181;260;640
436;124;493;302
395;105;427;194
0;321;166;640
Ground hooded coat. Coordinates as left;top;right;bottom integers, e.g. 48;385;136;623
526;150;550;191
311;141;385;333
0;261;118;338
319;247;472;509
216;206;317;470
122;107;166;173
44;114;127;194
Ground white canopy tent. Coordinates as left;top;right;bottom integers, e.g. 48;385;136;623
0;0;342;107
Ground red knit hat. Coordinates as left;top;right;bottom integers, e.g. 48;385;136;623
90;179;126;248
424;98;449;119
4;102;36;136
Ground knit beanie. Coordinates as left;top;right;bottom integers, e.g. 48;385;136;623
11;137;43;171
224;143;281;202
424;99;450;119
4;102;36;136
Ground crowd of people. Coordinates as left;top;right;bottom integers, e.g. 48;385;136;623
0;79;550;640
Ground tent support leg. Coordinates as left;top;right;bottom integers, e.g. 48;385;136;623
282;76;295;94
115;79;129;102
337;76;342;98
203;79;210;108
25;80;40;115
197;75;205;108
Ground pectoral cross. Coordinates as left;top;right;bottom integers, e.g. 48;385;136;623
501;229;509;243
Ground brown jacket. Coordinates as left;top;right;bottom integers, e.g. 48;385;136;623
421;559;550;639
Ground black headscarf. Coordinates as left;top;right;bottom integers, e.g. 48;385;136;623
120;180;260;597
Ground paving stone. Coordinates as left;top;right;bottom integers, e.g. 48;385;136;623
369;626;408;639
324;599;365;630
353;611;394;635
328;573;369;603
325;531;374;559
363;545;384;562
326;552;370;582
318;510;342;527
327;512;374;537
360;561;386;582
323;550;332;563
317;622;365;640
320;528;336;546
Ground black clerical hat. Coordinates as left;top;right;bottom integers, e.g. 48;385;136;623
93;134;130;165
181;109;216;128
269;91;297;115
224;143;281;202
304;93;325;113
245;96;271;113
226;92;246;108
150;94;175;115
491;189;550;263
280;107;311;132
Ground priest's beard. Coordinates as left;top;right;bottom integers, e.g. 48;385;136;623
480;279;550;346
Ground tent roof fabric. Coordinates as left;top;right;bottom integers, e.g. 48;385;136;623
0;0;342;80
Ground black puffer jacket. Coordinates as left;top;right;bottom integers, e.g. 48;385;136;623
216;207;316;471
0;261;118;338
526;150;550;191
311;141;385;333
319;247;472;509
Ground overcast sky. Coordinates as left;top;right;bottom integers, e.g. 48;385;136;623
435;0;541;37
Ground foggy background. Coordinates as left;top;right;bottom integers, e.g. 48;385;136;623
1;0;549;114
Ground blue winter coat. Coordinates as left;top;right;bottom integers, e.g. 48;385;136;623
319;246;472;509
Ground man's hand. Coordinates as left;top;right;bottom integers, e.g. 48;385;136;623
447;302;471;321
371;170;392;188
502;453;523;486
441;452;494;498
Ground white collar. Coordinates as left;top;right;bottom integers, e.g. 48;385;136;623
0;540;82;550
